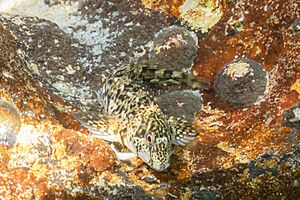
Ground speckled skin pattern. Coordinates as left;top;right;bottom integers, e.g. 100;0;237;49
75;62;204;171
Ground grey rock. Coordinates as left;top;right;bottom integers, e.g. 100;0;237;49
150;26;198;72
213;58;268;108
155;90;202;121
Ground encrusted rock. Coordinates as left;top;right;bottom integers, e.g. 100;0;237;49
0;100;21;146
0;14;103;109
0;0;299;199
150;26;198;71
192;189;220;200
142;0;223;33
290;18;300;34
248;154;279;178
178;0;223;33
213;58;268;108
282;102;300;131
155;90;202;121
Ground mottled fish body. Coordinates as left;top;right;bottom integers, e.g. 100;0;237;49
75;63;202;171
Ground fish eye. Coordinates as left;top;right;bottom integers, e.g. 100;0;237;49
145;133;153;144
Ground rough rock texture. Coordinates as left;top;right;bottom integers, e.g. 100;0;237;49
0;22;116;199
0;99;21;146
142;0;223;33
213;58;268;108
150;26;198;71
282;102;300;132
155;90;202;121
0;0;299;199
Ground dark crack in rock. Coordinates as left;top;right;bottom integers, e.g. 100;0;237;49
213;58;268;108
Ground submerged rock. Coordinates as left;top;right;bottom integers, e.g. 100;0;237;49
213;58;268;108
0;100;21;146
150;26;198;71
155;90;202;121
282;102;300;131
192;189;220;200
142;0;223;33
0;0;299;199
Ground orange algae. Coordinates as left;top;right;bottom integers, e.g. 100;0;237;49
291;79;300;99
142;0;185;17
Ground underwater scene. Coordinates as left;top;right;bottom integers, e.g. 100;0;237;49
0;0;299;199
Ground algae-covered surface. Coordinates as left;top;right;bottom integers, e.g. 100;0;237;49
0;0;299;199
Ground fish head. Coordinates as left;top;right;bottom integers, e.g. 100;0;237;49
126;112;173;171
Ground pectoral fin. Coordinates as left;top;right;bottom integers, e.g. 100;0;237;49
110;143;137;160
168;116;199;146
73;112;120;142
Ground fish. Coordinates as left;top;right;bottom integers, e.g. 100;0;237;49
74;62;207;171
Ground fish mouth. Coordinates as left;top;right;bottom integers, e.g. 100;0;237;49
150;162;170;171
137;150;170;171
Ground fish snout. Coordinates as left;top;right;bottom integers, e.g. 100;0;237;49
150;162;170;171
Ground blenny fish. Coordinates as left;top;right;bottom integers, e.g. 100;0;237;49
74;62;209;171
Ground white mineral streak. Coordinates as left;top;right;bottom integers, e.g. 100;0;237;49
17;124;48;145
0;0;116;106
8;124;51;168
0;0;78;26
0;0;114;56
